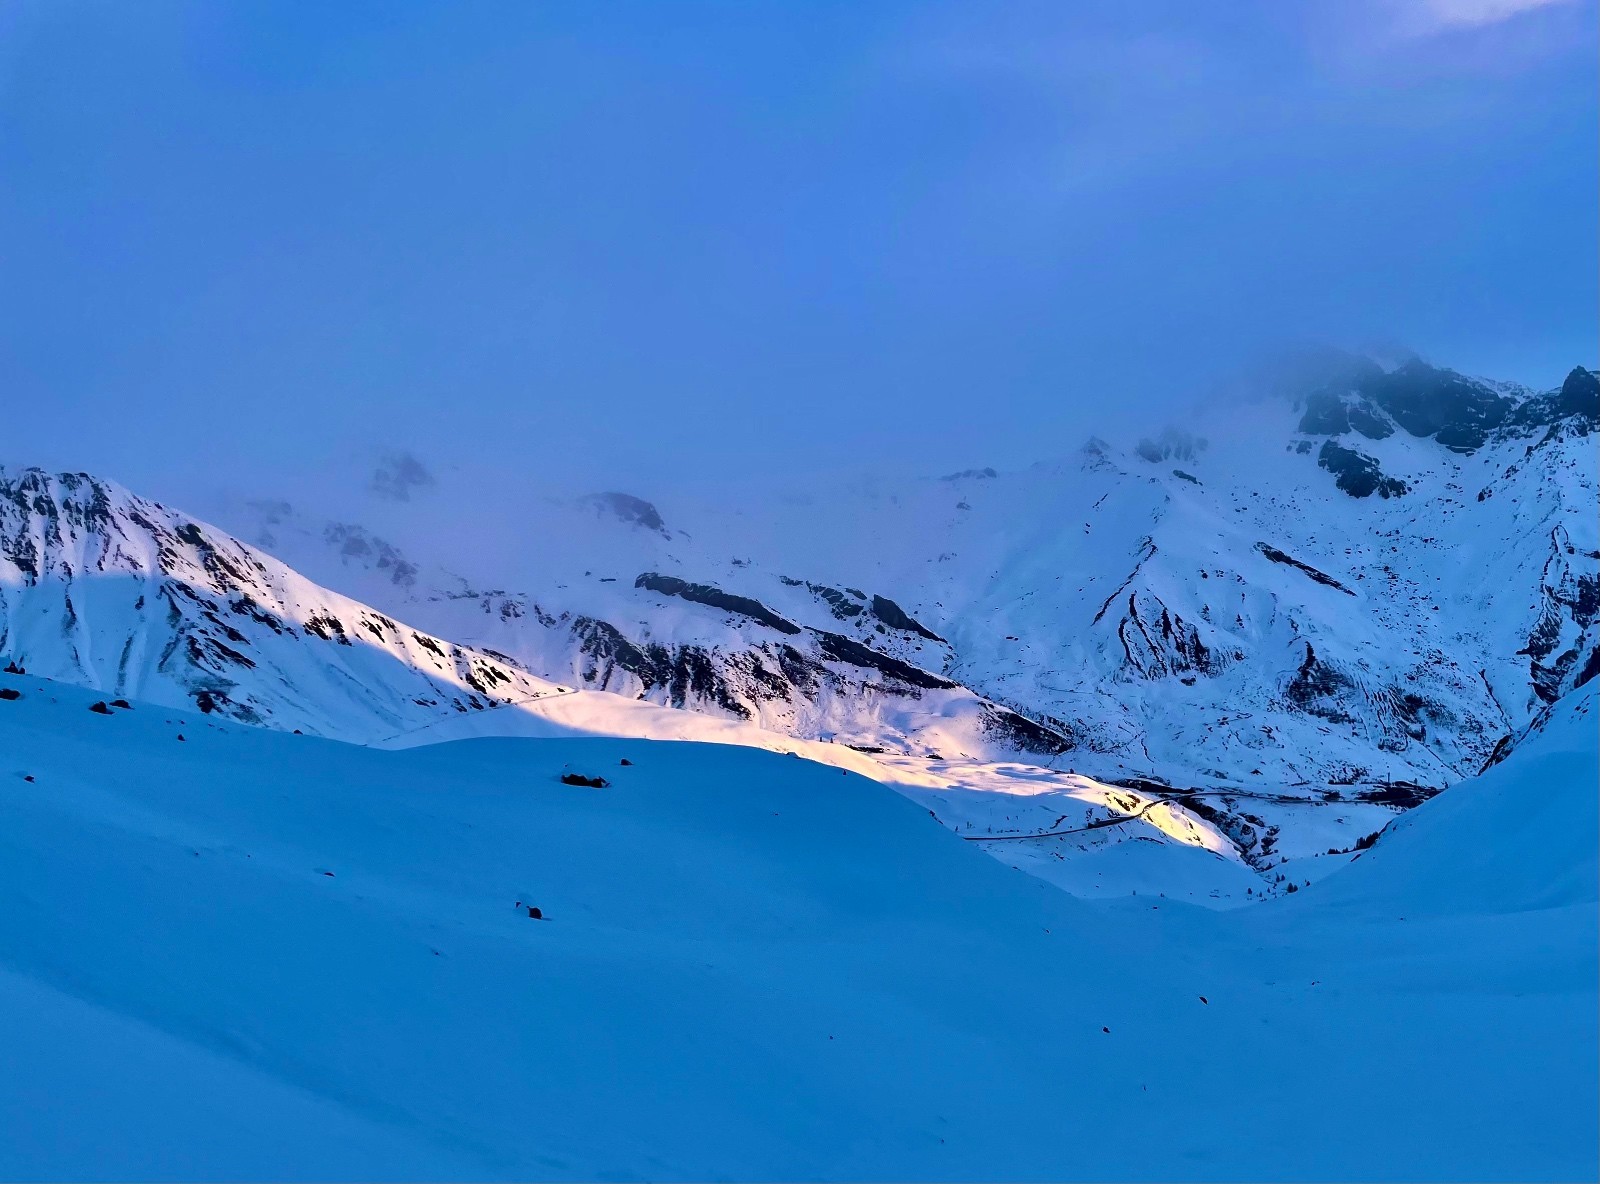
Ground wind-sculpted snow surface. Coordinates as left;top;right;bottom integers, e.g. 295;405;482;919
0;672;1593;1180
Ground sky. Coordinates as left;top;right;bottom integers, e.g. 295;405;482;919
1;0;1595;503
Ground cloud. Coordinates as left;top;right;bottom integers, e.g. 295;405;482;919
1396;0;1577;33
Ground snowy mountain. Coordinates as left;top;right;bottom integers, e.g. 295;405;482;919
217;359;1597;791
1;668;1592;1179
0;467;574;741
2;358;1592;902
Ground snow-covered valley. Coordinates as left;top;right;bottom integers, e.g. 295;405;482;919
1;356;1596;1179
210;360;1598;795
4;357;1592;902
0;669;1594;1179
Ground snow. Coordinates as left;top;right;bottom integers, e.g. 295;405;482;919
2;669;1593;1180
8;359;1597;911
211;385;1596;792
169;373;1594;901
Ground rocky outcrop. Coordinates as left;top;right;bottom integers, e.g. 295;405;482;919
635;573;800;635
1522;528;1600;703
1317;442;1408;499
1113;592;1222;681
1254;543;1355;595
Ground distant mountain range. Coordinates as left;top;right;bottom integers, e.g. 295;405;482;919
214;358;1597;789
3;356;1594;897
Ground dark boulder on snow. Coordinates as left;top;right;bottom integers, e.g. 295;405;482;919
560;772;610;788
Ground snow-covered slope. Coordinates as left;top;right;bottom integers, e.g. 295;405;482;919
0;465;1353;900
0;468;1296;901
0;671;1592;1179
0;467;576;740
1311;679;1598;916
218;360;1598;796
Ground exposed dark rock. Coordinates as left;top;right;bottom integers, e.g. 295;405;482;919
1317;441;1408;498
979;704;1075;755
869;595;945;642
560;772;609;788
806;583;866;620
1518;529;1600;703
1556;366;1600;421
1292;359;1597;450
1297;391;1350;435
1509;367;1600;435
1355;781;1438;809
1346;401;1395;440
0;688;20;701
940;467;998;481
303;614;353;646
323;523;420;588
1357;361;1511;452
1114;593;1219;680
1577;645;1600;690
809;630;955;690
1254;543;1356;595
571;616;755;717
1172;470;1200;485
635;573;800;635
1283;642;1355;722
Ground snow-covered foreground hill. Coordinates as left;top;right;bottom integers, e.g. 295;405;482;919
2;670;1593;1181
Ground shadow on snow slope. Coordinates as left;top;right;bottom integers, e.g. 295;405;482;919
0;672;1593;1181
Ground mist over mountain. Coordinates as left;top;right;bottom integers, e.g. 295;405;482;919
4;352;1594;912
2;2;1595;1178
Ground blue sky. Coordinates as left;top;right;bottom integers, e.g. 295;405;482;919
1;0;1594;496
